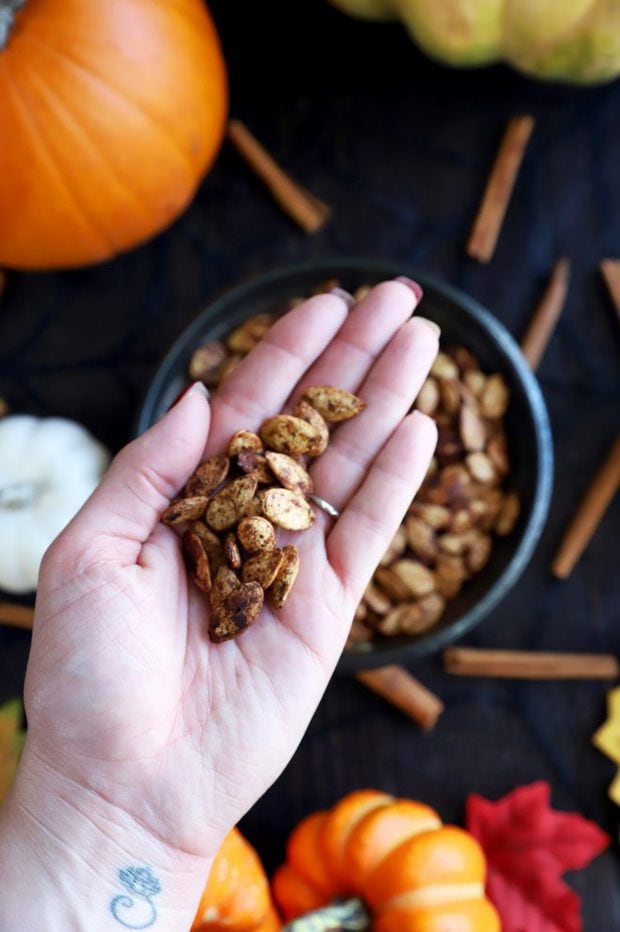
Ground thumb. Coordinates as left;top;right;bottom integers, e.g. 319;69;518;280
55;383;210;565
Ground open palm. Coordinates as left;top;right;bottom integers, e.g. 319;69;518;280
24;281;438;861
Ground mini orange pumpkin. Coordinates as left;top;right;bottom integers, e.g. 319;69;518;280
272;789;500;931
192;827;281;932
0;0;227;269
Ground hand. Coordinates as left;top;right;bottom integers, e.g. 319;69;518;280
1;280;438;930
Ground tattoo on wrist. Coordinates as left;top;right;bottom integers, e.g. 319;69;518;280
110;866;161;929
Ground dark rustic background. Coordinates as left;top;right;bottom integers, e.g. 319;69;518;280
1;0;619;924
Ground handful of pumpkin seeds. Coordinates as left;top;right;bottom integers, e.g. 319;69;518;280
162;386;365;642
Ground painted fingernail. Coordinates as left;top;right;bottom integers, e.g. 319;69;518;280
394;276;424;303
329;287;356;310
415;316;441;338
171;381;210;408
189;381;210;398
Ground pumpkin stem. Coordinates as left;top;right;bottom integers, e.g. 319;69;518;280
0;0;25;50
283;897;371;931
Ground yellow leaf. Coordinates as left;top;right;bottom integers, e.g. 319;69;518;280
0;699;24;807
593;687;620;766
608;769;620;807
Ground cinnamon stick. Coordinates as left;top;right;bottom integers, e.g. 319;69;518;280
0;602;34;630
600;259;620;321
520;258;570;370
467;115;535;263
444;648;619;680
552;436;620;579
356;665;444;731
227;119;331;234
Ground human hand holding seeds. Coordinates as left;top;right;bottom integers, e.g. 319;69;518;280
0;280;438;931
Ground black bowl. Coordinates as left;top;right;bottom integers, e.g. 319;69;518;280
137;258;553;673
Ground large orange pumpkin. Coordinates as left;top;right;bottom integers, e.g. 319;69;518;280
0;0;227;269
272;789;500;931
193;827;281;932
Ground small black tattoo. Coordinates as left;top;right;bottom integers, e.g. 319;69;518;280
110;866;161;929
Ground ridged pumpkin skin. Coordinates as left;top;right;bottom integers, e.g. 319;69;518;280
192;827;281;931
272;789;500;931
0;0;227;269
329;0;620;85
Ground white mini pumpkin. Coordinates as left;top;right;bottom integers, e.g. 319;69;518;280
0;416;110;593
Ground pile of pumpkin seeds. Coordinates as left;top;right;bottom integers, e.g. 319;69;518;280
162;386;365;642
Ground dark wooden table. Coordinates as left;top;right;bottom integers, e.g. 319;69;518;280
1;1;619;924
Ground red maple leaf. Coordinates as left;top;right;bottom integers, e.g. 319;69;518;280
466;782;610;932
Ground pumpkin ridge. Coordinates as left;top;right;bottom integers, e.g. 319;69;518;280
10;36;152;223
502;0;599;59
1;55;114;254
192;827;276;931
344;807;443;891
320;790;393;888
286;812;335;895
378;881;485;912
15;28;202;181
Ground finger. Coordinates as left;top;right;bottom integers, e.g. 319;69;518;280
57;384;211;564
205;292;349;452
327;411;437;598
290;279;423;402
310;316;439;511
138;519;186;577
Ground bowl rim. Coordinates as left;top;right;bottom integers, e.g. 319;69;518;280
135;257;554;672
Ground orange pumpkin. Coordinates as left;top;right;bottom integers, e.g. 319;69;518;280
192;827;281;932
272;789;500;931
0;0;227;270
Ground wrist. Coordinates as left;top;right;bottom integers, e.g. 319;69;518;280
0;743;219;932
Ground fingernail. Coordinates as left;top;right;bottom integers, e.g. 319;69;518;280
171;381;210;408
329;287;356;310
416;316;441;338
394;276;424;303
189;381;210;399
